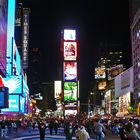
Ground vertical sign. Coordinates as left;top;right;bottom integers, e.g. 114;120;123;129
22;8;30;69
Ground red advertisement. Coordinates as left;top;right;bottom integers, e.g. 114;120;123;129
64;42;77;60
64;62;77;81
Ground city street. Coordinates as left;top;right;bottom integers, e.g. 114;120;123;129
0;128;121;140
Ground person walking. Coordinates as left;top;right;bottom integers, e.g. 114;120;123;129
78;125;90;140
64;121;73;140
38;120;46;140
94;118;106;140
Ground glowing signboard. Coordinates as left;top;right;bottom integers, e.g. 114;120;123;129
64;82;77;101
64;61;77;81
64;42;77;61
2;95;19;112
64;29;76;41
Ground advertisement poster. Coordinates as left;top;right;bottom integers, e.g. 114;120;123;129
64;61;77;81
64;42;77;60
64;29;76;41
95;67;106;79
64;82;77;101
0;0;8;76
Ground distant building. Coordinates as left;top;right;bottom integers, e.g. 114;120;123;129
130;2;140;106
94;49;127;108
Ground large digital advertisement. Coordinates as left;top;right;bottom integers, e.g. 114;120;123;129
64;29;76;41
2;95;19;112
64;61;77;81
64;82;77;101
64;42;77;61
0;0;8;76
95;67;106;79
7;0;15;75
3;75;22;94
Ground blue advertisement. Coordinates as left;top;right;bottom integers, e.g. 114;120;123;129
7;0;15;75
20;96;25;113
3;75;22;94
0;92;4;107
2;95;19;112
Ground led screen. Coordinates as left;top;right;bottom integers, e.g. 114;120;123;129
65;109;77;115
7;0;15;75
64;61;77;81
0;92;4;107
23;76;29;96
20;96;25;113
64;29;76;41
108;65;123;80
3;75;22;94
13;40;21;75
64;42;77;60
95;67;106;79
65;101;77;108
0;0;8;76
2;95;19;112
64;82;77;101
98;81;107;90
54;81;62;98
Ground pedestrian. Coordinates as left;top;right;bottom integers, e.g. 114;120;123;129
127;123;140;140
119;123;128;140
38;120;46;140
64;121;73;140
78;125;90;140
94;118;106;140
54;120;59;135
48;120;54;135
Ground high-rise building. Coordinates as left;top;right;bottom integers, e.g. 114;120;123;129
130;1;140;106
94;49;126;109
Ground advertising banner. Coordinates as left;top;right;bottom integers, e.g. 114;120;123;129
64;61;77;81
2;94;19;112
0;0;8;77
22;9;30;69
108;65;123;80
54;81;62;98
64;29;76;41
98;81;107;90
95;67;106;79
0;87;9;109
64;82;77;101
64;42;77;60
3;75;22;94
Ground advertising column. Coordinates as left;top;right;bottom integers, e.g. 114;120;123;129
63;29;78;116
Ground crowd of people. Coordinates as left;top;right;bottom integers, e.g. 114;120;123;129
0;114;140;140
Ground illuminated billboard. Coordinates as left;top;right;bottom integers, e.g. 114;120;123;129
95;67;106;79
2;95;19;112
3;75;22;94
108;65;123;80
64;29;76;41
22;9;30;69
64;82;77;101
0;0;8;77
13;40;21;75
98;81;107;90
65;109;77;115
7;0;15;75
64;42;77;60
20;96;25;113
64;62;77;81
54;81;62;98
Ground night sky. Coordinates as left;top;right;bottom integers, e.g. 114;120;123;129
16;0;131;104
